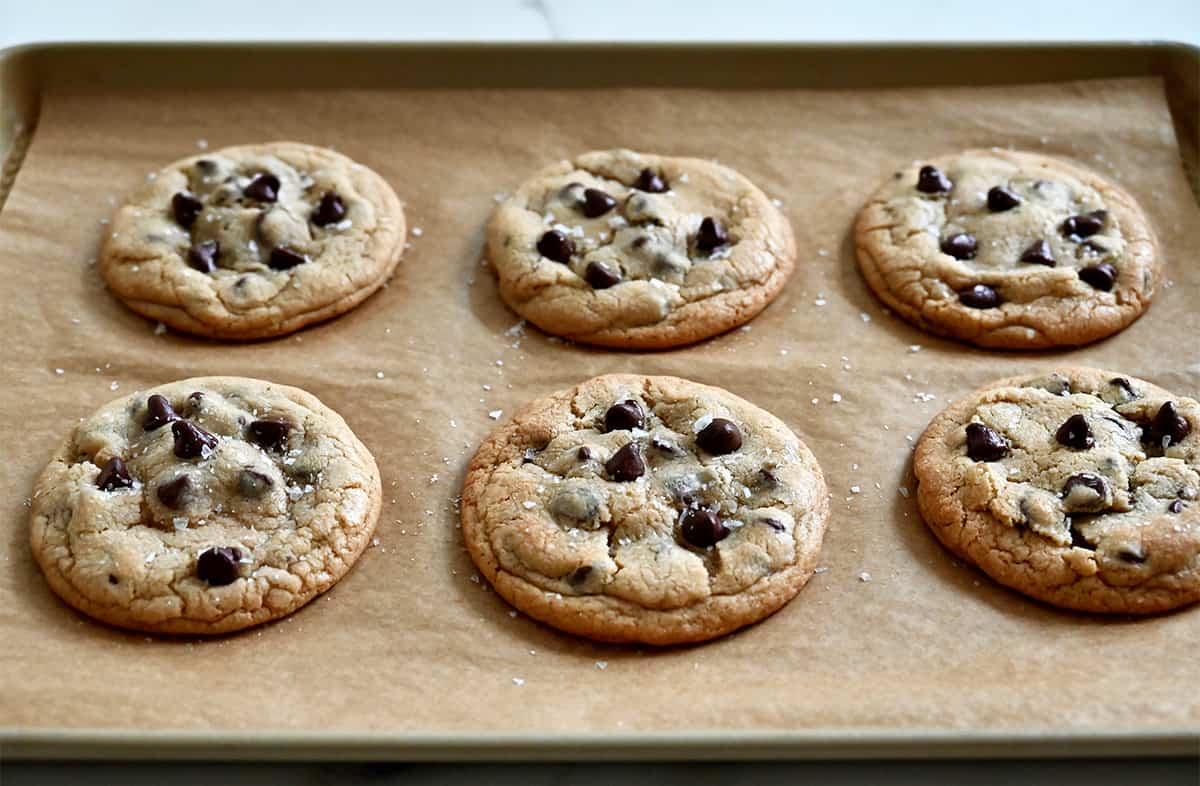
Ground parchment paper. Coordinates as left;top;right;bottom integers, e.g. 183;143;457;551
1;77;1197;739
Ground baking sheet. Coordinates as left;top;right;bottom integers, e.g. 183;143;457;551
1;70;1198;753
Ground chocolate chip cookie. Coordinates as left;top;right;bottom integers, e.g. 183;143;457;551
487;149;796;349
914;368;1200;613
100;142;406;339
30;377;382;634
855;149;1161;349
460;374;829;644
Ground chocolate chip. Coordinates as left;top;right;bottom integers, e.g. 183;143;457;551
761;517;786;532
758;467;779;486
633;168;667;193
1062;213;1104;239
96;457;133;491
680;509;729;548
585;261;621;289
312;191;347;226
576;446;593;462
696;217;729;252
143;394;180;431
1019;240;1055;267
108;574;119;584
1062;473;1108;508
1144;401;1191;448
171;192;203;228
603;400;644;432
1169;499;1185;514
651;437;682;456
187;240;219;273
916;165;951;194
1069;524;1094;549
1115;545;1146;565
581;188;617;218
605;442;645;482
156;474;191;509
1110;377;1137;398
1055;414;1094;450
196;546;241;586
567;565;594;585
697;418;743;455
958;284;1000;309
237;469;273;499
244;173;280;202
187;391;205;414
268;246;307;270
940;233;977;260
172;421;218;459
247;419;290;452
196;159;217;175
537;230;574;263
987;186;1022;212
965;422;1009;461
1078;263;1116;291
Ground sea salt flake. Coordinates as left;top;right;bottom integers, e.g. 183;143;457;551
858;571;873;582
595;661;609;670
376;371;385;379
522;501;537;510
908;344;922;353
831;393;843;403
109;381;120;391
196;138;209;149
814;297;827;306
898;486;910;498
512;678;525;687
850;485;861;494
859;312;871;323
411;227;424;237
488;410;503;420
54;368;64;376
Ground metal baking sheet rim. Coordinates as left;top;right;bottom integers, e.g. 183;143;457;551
0;40;1198;761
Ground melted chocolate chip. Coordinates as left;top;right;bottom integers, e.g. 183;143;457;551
172;421;218;459
1062;213;1104;239
1055;414;1095;450
1078;263;1116;291
633;168;668;193
965;422;1009;461
567;565;594;585
1069;523;1095;550
244;173;280;202
268;246;307;270
1019;240;1055;267
916;165;951;194
941;233;977;260
958;284;1000;309
585;261;621;289
96;457;133;491
1144;401;1191;447
247;419;290;452
143;394;180;431
576;446;593;462
1063;473;1107;506
1116;545;1146;565
987;186;1022;212
537;230;574;263
581;188;617;218
196;546;241;586
312;191;347;226
1110;377;1137;398
697;418;743;455
605;442;645;482
603;401;644;432
237;469;273;499
186;391;205;414
1168;499;1185;514
696;217;729;252
171;192;203;228
156;474;191;509
108;574;119;584
680;508;729;548
187;240;219;273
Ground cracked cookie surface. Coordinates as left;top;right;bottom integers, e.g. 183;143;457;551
855;149;1160;349
30;377;381;634
460;374;829;644
100;141;406;340
486;149;796;349
914;368;1200;613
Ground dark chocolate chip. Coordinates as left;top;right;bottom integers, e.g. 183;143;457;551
312;191;347;226
680;509;729;548
172;420;218;459
1110;377;1137;398
96;457;133;491
605;442;645;482
585;261;621;289
1116;545;1146;565
603;400;644;432
244;173;280;202
1063;473;1107;504
758;467;779;486
633;168;668;193
1168;499;1185;514
108;574;119;584
1055;414;1095;450
581;188;617;218
268;246;307;270
916;165;951;194
987;186;1022;212
536;230;574;264
1078;263;1116;291
576;446;593;462
195;159;217;175
247;419;290;452
187;240;219;273
1019;240;1055;267
761;517;786;533
697;418;743;455
156;474;191;509
1069;524;1094;549
1062;213;1104;239
171;192;203;228
965;422;1009;462
1145;401;1191;448
958;284;1000;309
696;217;729;252
237;469;273;499
567;565;594;585
196;546;241;586
940;233;977;260
143;394;180;431
187;391;205;414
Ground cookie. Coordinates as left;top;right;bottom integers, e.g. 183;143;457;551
914;368;1200;613
486;149;796;349
30;377;382;634
855;149;1160;349
460;374;829;644
100;142;406;340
